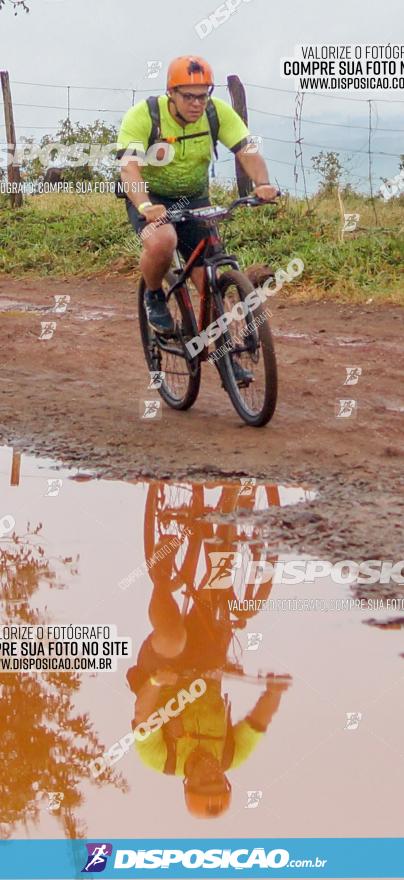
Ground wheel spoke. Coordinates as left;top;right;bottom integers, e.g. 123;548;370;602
217;270;277;427
223;287;267;415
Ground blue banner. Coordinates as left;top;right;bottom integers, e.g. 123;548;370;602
1;839;404;879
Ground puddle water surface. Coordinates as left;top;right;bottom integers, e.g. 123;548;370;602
1;446;404;843
0;299;131;322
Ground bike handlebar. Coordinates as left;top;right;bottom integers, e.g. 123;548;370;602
164;189;282;225
227;190;282;210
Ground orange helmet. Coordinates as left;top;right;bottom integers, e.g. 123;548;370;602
185;789;231;818
167;56;214;90
184;778;231;818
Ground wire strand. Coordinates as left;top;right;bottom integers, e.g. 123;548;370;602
11;78;404;103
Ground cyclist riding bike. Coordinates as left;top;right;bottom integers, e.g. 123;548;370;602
117;56;278;357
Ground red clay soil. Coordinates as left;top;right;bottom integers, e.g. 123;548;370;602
0;274;403;561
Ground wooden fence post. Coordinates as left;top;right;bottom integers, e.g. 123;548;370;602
227;74;252;197
10;450;21;487
0;70;23;207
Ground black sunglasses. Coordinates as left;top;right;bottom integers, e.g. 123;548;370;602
175;87;213;103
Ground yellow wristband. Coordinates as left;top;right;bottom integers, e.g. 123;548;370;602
138;201;153;214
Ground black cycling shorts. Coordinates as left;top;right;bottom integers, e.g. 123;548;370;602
126;192;211;267
126;602;231;696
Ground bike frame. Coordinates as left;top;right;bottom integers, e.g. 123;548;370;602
147;193;280;367
164;223;240;363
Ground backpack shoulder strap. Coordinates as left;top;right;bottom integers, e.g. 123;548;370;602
206;98;219;159
146;95;218;158
163;734;177;775
221;699;235;770
146;95;161;150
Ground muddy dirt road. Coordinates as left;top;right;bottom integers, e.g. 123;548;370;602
0;275;403;561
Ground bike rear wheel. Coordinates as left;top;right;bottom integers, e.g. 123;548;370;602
144;482;201;590
138;272;201;410
215;269;277;427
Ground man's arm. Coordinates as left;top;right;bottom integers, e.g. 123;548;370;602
133;669;178;726
117;103;152;210
246;678;291;732
213;99;279;203
119;156;153;211
235;146;279;203
117;102;167;221
133;680;162;726
230;678;291;769
119;158;167;224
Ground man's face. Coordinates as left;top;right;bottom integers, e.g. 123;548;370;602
185;749;225;788
169;84;210;123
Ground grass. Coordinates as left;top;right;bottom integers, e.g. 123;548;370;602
0;186;403;304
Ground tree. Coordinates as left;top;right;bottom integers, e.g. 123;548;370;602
0;525;127;840
19;117;118;186
0;0;29;13
312;151;343;195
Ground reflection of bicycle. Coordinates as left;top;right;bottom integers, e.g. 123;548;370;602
138;196;279;427
157;580;291;691
177;581;293;690
144;480;280;618
142;481;290;685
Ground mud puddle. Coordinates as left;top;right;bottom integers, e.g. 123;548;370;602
273;327;402;352
0;298;132;323
1;445;404;843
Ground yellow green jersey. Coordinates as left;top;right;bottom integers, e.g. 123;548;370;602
117;95;249;199
134;682;263;775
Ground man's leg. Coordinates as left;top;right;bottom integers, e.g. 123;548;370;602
137;223;177;335
148;583;187;659
140;223;177;290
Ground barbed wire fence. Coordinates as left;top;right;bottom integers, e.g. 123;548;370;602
1;73;404;211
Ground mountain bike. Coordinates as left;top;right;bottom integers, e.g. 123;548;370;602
138;195;279;428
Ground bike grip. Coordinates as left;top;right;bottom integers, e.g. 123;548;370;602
265;189;282;201
254;189;281;203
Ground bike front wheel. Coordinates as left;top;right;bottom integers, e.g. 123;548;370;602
215;269;277;427
138;272;201;411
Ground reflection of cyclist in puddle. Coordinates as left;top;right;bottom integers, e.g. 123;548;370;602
127;542;290;818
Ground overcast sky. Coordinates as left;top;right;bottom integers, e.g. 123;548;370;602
1;0;403;192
